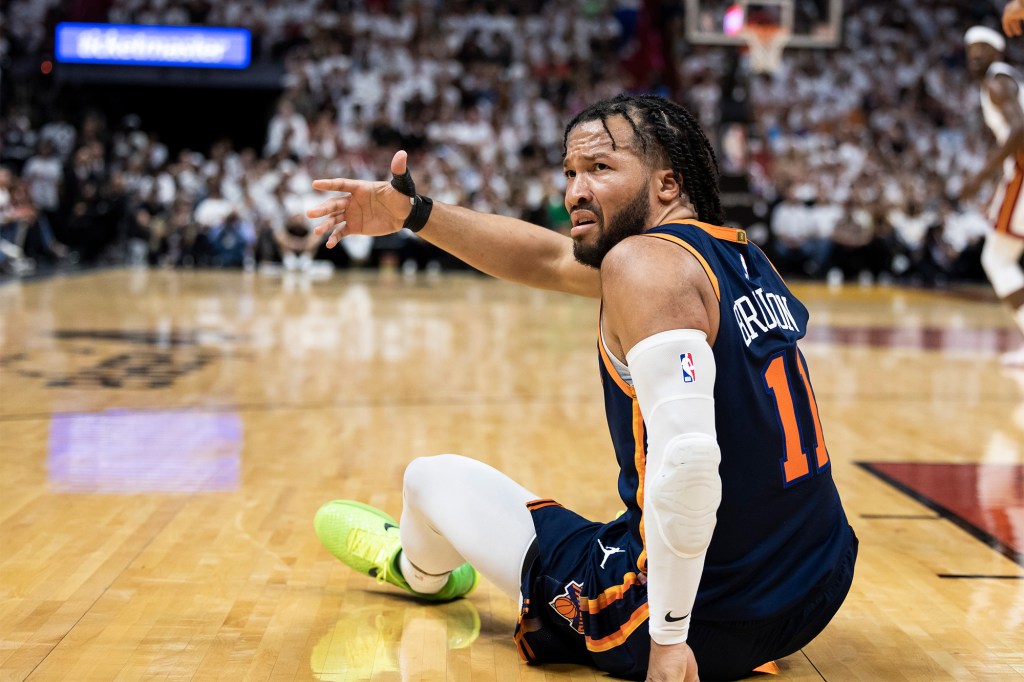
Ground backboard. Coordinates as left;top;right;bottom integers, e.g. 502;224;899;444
685;0;843;49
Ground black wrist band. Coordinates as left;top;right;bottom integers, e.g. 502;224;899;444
391;169;417;197
391;168;432;232
404;194;433;233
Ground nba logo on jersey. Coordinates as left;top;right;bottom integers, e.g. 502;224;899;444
680;353;696;383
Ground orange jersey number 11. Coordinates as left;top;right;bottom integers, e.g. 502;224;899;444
763;351;830;486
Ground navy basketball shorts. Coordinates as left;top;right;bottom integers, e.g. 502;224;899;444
514;499;858;682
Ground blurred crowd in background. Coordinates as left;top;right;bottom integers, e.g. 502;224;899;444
0;0;1013;285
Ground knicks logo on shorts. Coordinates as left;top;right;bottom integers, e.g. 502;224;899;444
549;580;585;634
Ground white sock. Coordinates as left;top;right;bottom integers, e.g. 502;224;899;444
399;552;449;594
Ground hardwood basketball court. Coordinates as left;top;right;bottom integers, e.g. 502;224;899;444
1;269;1022;680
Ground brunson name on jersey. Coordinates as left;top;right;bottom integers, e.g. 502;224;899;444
732;287;800;347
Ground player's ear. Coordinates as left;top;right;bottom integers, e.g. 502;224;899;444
655;168;681;202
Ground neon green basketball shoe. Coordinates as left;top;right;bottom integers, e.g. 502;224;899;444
314;500;479;602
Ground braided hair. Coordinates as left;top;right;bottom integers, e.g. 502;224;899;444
562;94;725;225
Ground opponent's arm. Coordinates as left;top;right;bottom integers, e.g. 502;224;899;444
601;236;721;682
965;74;1024;198
307;151;600;298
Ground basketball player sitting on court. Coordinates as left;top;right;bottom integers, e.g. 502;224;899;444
962;27;1024;366
307;94;858;682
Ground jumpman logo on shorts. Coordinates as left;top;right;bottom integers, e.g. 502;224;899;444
598;539;625;569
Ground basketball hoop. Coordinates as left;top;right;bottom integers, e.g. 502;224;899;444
740;24;790;74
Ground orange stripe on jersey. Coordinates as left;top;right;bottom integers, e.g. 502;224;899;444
515;631;536;661
585;602;650;652
514;599;538;662
669;219;748;244
526;498;561;511
580;572;643;615
598;336;634;397
632;398;648;575
996;154;1024;235
641;233;721;301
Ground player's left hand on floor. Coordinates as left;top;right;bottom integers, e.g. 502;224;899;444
646;640;699;682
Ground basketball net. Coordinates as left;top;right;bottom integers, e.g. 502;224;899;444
741;24;790;74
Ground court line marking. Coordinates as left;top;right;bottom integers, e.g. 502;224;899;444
857;462;1024;569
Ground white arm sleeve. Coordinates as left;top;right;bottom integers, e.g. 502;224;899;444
626;328;722;645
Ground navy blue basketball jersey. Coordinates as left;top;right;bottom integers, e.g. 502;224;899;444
599;219;853;621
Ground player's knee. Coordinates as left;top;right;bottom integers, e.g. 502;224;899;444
647;434;722;557
402;454;463;505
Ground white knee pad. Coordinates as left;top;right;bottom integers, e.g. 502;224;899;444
646;434;722;558
981;233;1024;298
403;454;459;506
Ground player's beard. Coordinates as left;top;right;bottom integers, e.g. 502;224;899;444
572;183;651;269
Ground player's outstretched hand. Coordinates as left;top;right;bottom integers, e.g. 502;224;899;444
647;640;699;682
307;150;416;249
1004;0;1024;37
